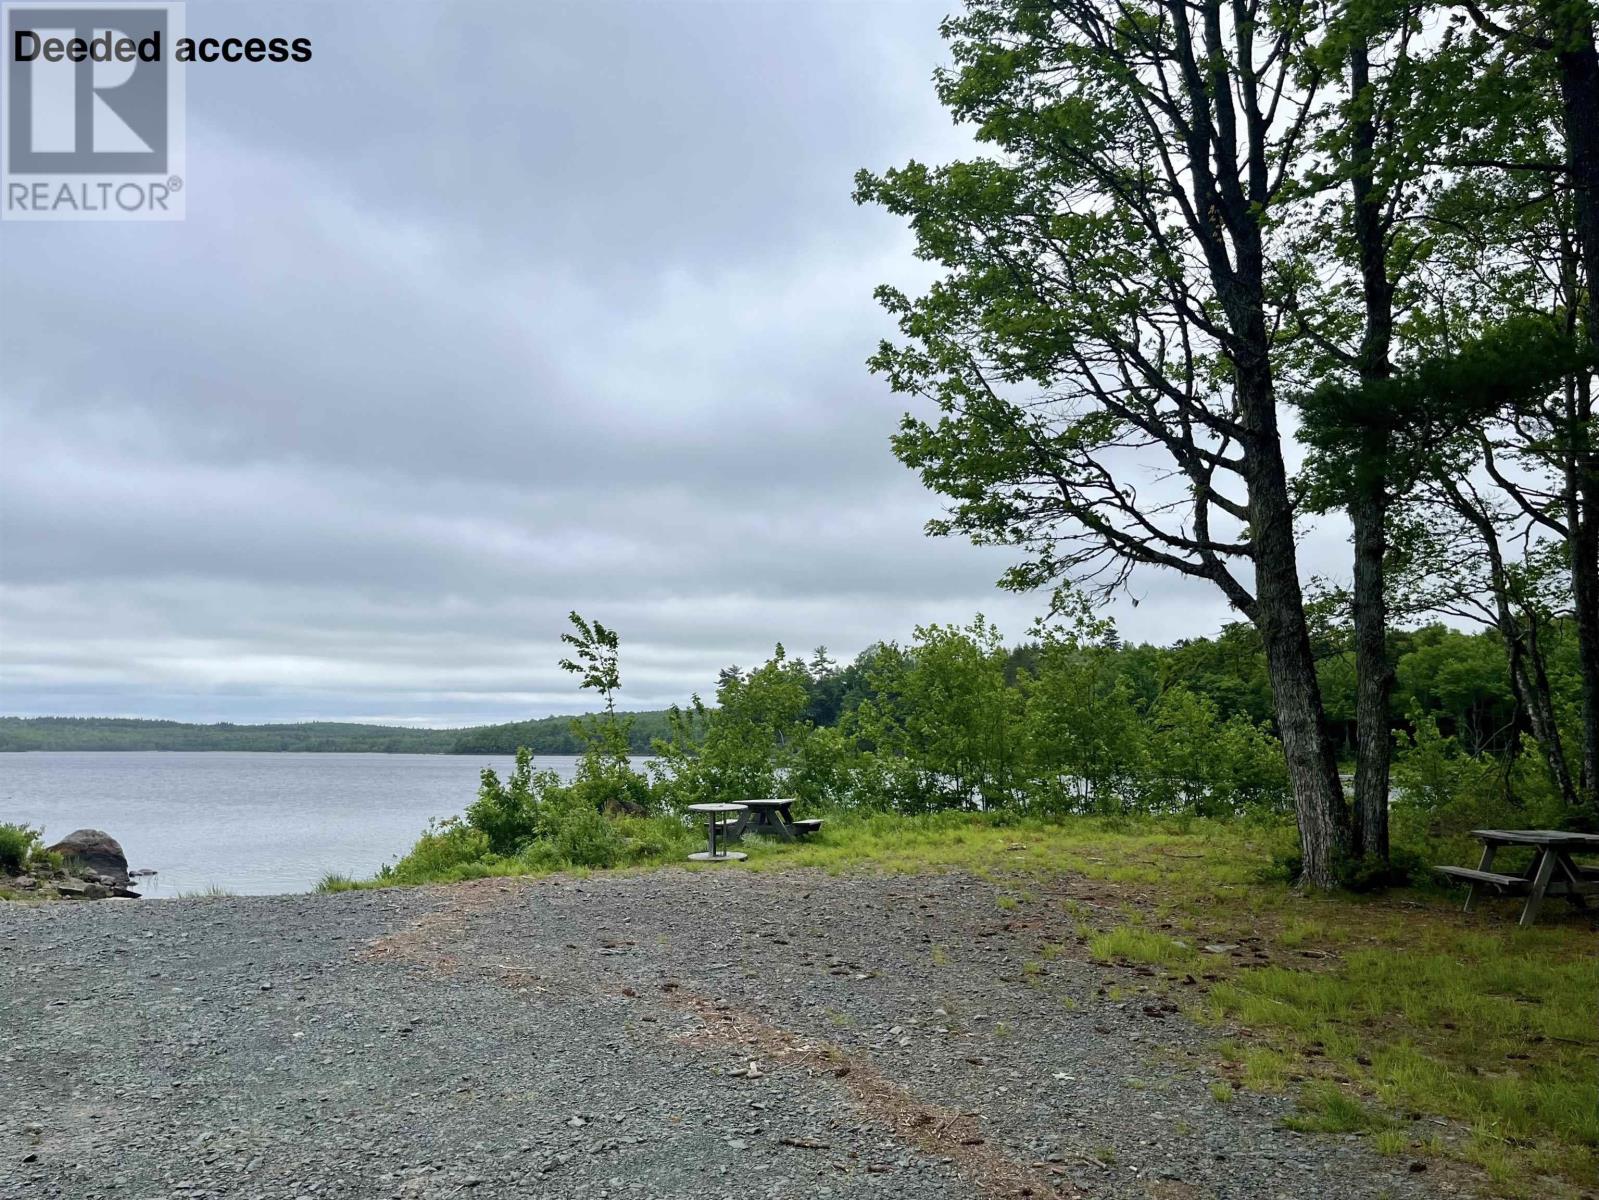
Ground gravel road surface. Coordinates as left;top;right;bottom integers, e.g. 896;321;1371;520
1;868;1452;1200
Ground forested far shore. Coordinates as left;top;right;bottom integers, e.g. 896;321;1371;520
0;618;1570;762
0;713;674;755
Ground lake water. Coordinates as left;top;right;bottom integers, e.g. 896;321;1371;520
0;751;589;897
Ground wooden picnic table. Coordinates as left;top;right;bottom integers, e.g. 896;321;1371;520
685;803;747;863
735;797;821;842
1436;829;1599;926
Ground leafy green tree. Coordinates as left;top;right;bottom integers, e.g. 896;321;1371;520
852;617;1024;811
856;0;1353;884
559;612;650;813
1143;688;1292;815
1394;0;1598;810
1458;7;1599;771
650;645;824;809
1019;631;1146;813
1282;0;1453;865
1304;318;1593;812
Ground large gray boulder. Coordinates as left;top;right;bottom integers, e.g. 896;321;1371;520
45;829;129;886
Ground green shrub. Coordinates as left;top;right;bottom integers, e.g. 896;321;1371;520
1337;846;1427;892
1142;688;1291;817
551;805;622;868
614;814;697;863
1269;845;1426;892
466;747;560;853
387;818;492;881
0;823;43;874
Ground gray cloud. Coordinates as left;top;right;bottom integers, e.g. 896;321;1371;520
0;0;1331;724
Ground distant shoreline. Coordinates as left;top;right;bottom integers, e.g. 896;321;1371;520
0;714;671;755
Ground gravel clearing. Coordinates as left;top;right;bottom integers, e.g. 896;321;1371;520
1;868;1453;1200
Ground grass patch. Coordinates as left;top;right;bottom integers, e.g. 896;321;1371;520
1240;1047;1292;1092
1282;1082;1395;1134
1088;925;1197;967
1373;1130;1409;1157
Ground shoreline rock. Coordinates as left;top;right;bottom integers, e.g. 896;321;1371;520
45;828;130;886
3;828;142;901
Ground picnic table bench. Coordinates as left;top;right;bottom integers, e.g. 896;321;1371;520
732;797;822;842
1436;829;1599;926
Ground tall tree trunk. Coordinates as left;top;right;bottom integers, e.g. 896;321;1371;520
1350;477;1392;858
1553;7;1599;813
1186;0;1350;885
1242;376;1352;887
1568;379;1599;814
1348;37;1395;863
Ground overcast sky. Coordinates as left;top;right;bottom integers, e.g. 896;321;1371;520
0;0;1350;726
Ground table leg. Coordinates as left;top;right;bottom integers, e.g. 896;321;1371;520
1518;849;1558;927
1553;850;1590;910
1464;843;1497;913
707;814;718;859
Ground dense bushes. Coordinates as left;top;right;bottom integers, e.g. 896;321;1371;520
407;616;1301;881
1388;716;1574;873
655;619;1292;819
0;823;44;874
380;612;1581;888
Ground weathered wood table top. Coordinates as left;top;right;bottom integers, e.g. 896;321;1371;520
1472;829;1599;849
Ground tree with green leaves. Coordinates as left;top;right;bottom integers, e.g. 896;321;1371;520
558;612;649;813
851;617;1025;811
1279;0;1436;865
1302;315;1593;810
1019;627;1148;812
856;0;1353;883
1437;0;1599;810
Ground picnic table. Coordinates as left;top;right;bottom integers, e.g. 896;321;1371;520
1436;829;1599;926
685;803;748;863
734;797;822;842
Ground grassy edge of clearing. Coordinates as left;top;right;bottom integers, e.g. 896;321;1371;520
325;811;1598;1198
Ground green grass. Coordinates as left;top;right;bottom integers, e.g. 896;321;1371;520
177;884;236;898
1373;1129;1410;1157
1282;1082;1395;1134
1241;1047;1293;1092
1088;926;1197;967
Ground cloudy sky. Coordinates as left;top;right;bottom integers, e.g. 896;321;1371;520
0;0;1347;726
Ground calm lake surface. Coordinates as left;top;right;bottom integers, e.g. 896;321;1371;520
0;751;591;897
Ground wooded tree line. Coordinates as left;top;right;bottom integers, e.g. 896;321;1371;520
653;616;1584;829
853;0;1599;885
412;611;1580;882
0;714;672;755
